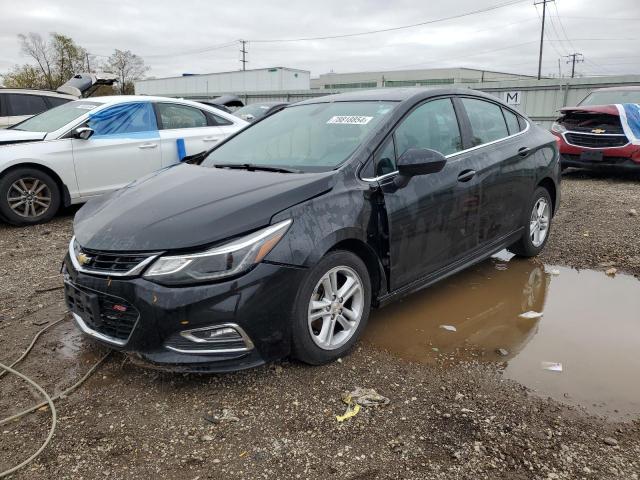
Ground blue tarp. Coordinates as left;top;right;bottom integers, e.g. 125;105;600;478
616;103;640;145
88;102;159;139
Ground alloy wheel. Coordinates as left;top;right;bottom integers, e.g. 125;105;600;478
307;266;364;350
530;197;550;247
7;177;52;218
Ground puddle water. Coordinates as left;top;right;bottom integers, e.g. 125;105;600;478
364;252;640;420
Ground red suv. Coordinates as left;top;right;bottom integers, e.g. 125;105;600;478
551;86;640;171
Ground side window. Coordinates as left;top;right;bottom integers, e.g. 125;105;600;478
502;108;522;135
461;98;509;146
394;98;463;158
87;102;158;136
7;94;48;116
206;111;233;126
374;137;397;176
47;97;71;108
157;103;207;129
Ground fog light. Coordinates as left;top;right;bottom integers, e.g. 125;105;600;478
191;327;239;342
178;324;255;350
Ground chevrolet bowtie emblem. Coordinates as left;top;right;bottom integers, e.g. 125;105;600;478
591;128;606;134
77;252;92;265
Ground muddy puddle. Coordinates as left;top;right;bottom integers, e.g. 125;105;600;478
364;252;640;420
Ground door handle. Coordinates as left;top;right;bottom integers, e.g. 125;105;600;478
518;146;531;157
457;169;476;183
203;137;219;142
138;143;158;149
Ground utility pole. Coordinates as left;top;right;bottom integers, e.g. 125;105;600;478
239;40;248;71
534;0;554;80
86;52;91;73
564;53;584;78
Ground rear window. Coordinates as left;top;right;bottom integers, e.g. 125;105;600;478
7;94;48;116
47;96;72;108
462;98;509;146
502;108;522;135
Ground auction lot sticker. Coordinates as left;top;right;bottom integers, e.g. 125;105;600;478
327;115;373;125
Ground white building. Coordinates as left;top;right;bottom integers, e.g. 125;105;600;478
311;67;534;90
135;67;310;98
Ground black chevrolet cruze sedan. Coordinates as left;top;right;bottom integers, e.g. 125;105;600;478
63;88;560;372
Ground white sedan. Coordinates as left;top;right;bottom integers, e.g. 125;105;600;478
0;96;248;225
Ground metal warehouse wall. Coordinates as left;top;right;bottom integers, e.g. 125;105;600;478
141;74;640;129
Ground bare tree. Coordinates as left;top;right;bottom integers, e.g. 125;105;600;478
104;50;149;94
18;33;54;89
3;32;89;89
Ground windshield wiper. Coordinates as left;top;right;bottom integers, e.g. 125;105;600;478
213;163;301;173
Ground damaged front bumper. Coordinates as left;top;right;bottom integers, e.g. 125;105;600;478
62;254;306;373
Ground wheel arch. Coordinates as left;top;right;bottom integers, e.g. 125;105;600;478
537;176;557;215
0;162;71;207
327;238;388;305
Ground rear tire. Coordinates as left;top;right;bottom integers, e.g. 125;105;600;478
508;186;553;258
291;250;371;365
0;168;61;226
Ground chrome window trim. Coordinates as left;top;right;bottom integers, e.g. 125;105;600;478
361;118;531;182
561;131;630;150
165;323;255;354
69;236;161;277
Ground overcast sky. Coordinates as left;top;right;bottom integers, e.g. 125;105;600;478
1;0;638;80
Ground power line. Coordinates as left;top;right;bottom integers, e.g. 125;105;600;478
249;0;530;43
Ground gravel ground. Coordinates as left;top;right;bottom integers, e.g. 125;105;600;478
0;173;639;479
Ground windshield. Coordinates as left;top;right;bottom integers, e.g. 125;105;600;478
204;101;396;172
579;90;640;106
11;101;101;132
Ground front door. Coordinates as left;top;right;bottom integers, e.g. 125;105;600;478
155;102;225;166
72;102;162;197
377;97;481;290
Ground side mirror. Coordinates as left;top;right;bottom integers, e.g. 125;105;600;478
396;148;447;176
74;127;94;140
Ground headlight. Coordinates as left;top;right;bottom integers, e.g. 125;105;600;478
551;121;567;134
144;219;292;285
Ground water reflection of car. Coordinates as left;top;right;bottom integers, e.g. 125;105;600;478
233;102;288;122
551;86;640;172
0;96;247;225
365;258;549;361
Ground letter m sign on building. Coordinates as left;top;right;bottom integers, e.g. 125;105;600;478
502;91;522;105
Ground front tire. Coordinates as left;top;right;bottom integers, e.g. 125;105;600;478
508;186;553;257
292;250;371;365
0;168;61;226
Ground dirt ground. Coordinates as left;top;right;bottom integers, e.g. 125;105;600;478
1;170;639;479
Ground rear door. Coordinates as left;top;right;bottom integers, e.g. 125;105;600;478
376;97;482;290
458;97;530;247
0;93;8;128
71;101;162;197
155;102;224;166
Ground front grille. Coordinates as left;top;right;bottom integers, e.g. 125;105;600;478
561;154;631;165
565;132;628;148
65;284;139;342
80;250;153;273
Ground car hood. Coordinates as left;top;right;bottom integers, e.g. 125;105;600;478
0;129;47;146
559;105;620;116
74;163;336;252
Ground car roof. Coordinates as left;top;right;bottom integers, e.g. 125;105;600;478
0;88;76;99
294;87;498;106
